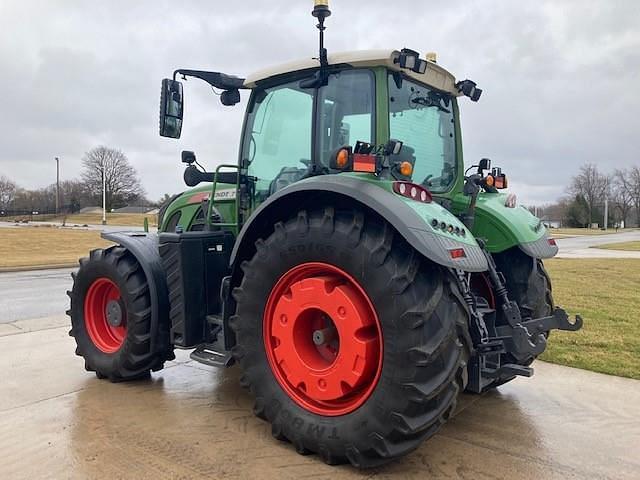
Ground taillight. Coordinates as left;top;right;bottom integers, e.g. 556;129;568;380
393;182;432;203
548;238;557;246
449;248;467;259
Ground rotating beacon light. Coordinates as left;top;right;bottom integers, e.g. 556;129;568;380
312;1;332;68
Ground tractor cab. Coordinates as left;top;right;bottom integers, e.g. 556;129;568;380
158;47;488;238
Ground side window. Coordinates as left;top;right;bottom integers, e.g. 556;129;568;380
317;70;375;166
244;82;313;198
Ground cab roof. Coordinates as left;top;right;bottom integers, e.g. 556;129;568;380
243;49;460;95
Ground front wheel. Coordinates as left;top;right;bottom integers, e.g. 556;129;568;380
68;246;169;381
231;208;470;467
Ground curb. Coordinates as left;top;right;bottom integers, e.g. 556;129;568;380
0;263;77;273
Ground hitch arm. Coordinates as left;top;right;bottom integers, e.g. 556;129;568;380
495;307;583;338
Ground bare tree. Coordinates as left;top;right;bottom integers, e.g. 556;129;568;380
569;163;608;227
0;175;17;210
611;169;634;226
80;146;145;211
631;166;640;227
59;179;91;213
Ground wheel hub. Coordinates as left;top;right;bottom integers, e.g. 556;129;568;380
106;300;124;327
264;263;383;416
84;278;126;353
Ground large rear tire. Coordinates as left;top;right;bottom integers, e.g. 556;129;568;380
231;208;470;467
68;246;168;381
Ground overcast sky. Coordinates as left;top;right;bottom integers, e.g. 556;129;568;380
1;0;638;205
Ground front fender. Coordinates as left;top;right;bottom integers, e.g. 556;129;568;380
455;192;558;258
230;175;488;272
101;232;171;353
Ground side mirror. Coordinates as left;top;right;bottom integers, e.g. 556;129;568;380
220;89;240;106
159;79;184;138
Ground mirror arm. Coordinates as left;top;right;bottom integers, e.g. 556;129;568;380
173;69;247;90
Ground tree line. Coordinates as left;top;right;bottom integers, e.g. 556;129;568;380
536;164;640;228
0;146;148;215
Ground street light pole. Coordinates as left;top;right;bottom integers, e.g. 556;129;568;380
55;157;60;215
102;165;106;225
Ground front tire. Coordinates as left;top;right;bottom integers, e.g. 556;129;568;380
231;208;469;467
68;246;168;381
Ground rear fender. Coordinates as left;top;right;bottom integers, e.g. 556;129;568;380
101;232;171;353
454;192;558;259
230;175;489;273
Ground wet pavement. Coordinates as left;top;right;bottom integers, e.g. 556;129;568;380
2;315;639;479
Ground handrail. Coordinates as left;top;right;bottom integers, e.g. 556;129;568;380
206;164;242;231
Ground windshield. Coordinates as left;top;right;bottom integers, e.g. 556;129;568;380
388;74;457;192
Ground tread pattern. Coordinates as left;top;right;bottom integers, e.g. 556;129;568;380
68;246;169;381
230;207;470;468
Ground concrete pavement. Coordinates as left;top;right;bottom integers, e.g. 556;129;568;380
1;315;639;479
555;230;640;258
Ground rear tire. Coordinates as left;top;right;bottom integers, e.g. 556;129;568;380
68;246;168;381
231;208;470;467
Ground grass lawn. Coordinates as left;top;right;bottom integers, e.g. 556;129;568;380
591;241;640;252
541;258;640;379
4;212;157;228
0;227;112;269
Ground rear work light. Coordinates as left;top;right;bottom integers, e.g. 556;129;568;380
393;182;432;204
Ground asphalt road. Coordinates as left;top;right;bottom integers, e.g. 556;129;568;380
0;267;74;323
0;220;150;232
555;230;640;258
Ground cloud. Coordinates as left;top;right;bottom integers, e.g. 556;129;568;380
0;0;638;205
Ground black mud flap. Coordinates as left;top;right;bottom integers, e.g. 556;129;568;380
101;232;171;360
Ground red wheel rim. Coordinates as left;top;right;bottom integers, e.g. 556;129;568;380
263;262;383;416
84;277;126;353
471;273;496;309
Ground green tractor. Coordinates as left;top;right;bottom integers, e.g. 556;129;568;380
67;1;582;468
